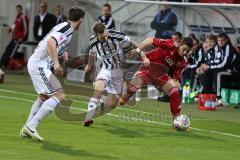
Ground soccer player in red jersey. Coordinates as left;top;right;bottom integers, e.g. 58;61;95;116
119;37;193;120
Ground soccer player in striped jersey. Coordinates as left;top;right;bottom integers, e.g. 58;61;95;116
83;23;148;126
119;37;193;127
20;7;85;141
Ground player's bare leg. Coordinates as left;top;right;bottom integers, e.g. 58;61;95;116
83;80;105;127
119;75;143;105
97;93;120;115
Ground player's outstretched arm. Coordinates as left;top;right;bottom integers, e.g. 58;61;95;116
47;38;64;77
85;52;95;73
137;38;154;51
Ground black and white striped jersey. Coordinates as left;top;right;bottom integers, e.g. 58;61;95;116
32;22;73;67
89;29;131;69
98;15;115;30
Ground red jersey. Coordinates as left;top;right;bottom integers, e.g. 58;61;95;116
145;38;187;80
13;14;28;41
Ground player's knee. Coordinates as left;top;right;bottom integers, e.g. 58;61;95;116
38;94;49;102
163;80;179;93
54;92;65;102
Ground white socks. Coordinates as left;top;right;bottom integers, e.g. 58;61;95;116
27;97;60;130
27;98;43;123
85;98;98;121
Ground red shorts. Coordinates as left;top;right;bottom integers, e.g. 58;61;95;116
134;65;171;91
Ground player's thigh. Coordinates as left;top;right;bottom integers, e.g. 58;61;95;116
162;79;180;93
94;68;111;91
131;68;149;88
151;74;179;93
105;68;123;95
93;79;106;92
29;68;63;96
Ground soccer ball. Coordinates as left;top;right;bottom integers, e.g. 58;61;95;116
173;114;190;131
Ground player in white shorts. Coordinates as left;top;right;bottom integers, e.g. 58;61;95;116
83;23;147;126
20;6;85;141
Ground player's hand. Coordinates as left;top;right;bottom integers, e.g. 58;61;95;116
85;64;91;73
173;79;180;87
63;52;69;62
196;67;201;75
54;65;64;77
201;64;209;72
142;57;150;67
129;49;137;57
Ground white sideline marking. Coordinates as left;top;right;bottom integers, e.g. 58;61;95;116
1;94;240;138
0;89;209;121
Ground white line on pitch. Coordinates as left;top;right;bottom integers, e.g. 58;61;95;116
0;89;218;121
1;95;240;139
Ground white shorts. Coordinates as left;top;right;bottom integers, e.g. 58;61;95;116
95;68;123;94
27;57;63;95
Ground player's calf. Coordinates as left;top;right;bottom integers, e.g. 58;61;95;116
83;98;98;127
119;83;139;105
168;87;181;118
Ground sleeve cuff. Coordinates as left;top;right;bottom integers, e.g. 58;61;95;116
152;38;158;46
51;36;58;46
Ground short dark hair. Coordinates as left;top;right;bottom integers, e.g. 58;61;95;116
217;32;229;39
182;37;193;48
93;23;106;34
103;3;111;11
16;4;23;9
173;32;182;38
189;33;197;39
68;6;85;21
217;32;231;45
192;38;199;44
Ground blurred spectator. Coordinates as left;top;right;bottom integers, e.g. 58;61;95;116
0;4;28;71
172;32;182;43
182;37;201;88
214;33;239;106
200;34;206;43
197;33;237;106
197;34;217;94
189;33;197;40
33;1;56;42
233;37;240;71
98;3;115;30
55;4;67;24
150;1;178;39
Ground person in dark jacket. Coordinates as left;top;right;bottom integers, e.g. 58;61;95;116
55;4;67;24
197;33;237;106
197;34;218;94
33;1;56;42
150;1;178;39
182;38;202;88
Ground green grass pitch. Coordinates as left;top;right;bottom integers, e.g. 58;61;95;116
0;72;240;160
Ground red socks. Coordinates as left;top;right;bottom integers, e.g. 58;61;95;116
168;87;181;118
125;83;139;102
